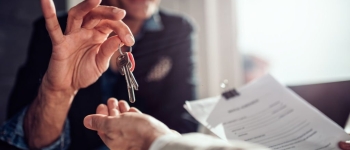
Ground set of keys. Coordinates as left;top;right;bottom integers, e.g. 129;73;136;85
116;45;138;103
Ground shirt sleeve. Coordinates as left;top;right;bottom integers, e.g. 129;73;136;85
0;107;71;150
149;133;270;150
149;134;181;150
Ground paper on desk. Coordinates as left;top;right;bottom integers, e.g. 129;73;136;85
184;96;227;140
186;74;350;150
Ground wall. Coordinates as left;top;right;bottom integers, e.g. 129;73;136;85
237;0;350;85
160;0;243;98
0;0;65;123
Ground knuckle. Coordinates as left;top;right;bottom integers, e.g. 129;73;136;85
44;13;56;20
91;118;102;129
91;121;98;129
68;7;76;16
68;8;82;21
89;14;96;21
46;23;61;32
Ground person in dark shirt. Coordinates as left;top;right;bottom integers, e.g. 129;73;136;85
0;0;197;149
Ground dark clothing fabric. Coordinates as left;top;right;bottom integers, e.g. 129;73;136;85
6;10;197;150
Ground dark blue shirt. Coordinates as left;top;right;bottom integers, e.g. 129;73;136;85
2;10;197;150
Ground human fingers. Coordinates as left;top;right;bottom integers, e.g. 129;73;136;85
118;100;130;113
95;35;123;73
95;104;108;136
129;107;142;114
339;141;350;150
127;52;135;72
82;6;126;29
66;0;101;33
107;98;120;116
95;20;135;46
96;103;108;115
84;114;109;132
40;0;64;45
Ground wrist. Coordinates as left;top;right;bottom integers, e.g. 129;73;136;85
39;78;77;107
38;74;78;103
144;133;163;150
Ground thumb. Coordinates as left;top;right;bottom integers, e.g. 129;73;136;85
84;114;107;131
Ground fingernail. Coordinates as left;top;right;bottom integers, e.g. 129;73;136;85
112;8;119;14
112;9;125;19
125;34;135;45
115;9;126;16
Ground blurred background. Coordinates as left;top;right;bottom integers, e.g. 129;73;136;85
0;0;349;129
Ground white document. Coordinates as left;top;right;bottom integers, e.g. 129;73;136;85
184;96;227;139
185;75;350;150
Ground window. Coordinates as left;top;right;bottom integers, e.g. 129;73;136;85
237;0;350;85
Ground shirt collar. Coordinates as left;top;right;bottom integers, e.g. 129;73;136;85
134;11;163;41
142;11;163;32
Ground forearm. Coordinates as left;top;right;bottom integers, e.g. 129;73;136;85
24;83;76;149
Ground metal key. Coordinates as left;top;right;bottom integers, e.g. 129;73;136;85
117;45;138;103
122;47;139;91
117;52;136;103
128;62;139;91
126;53;139;91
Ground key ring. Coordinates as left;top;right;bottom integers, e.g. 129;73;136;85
117;44;135;72
118;44;133;55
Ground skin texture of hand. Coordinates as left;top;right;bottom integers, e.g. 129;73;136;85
41;0;134;96
23;0;134;148
85;98;176;150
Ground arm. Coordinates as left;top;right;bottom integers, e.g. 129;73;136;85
23;83;75;148
1;106;71;150
150;133;269;150
83;100;269;150
3;11;69;150
5;0;134;149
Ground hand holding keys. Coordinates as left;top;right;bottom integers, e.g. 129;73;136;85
117;45;139;103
